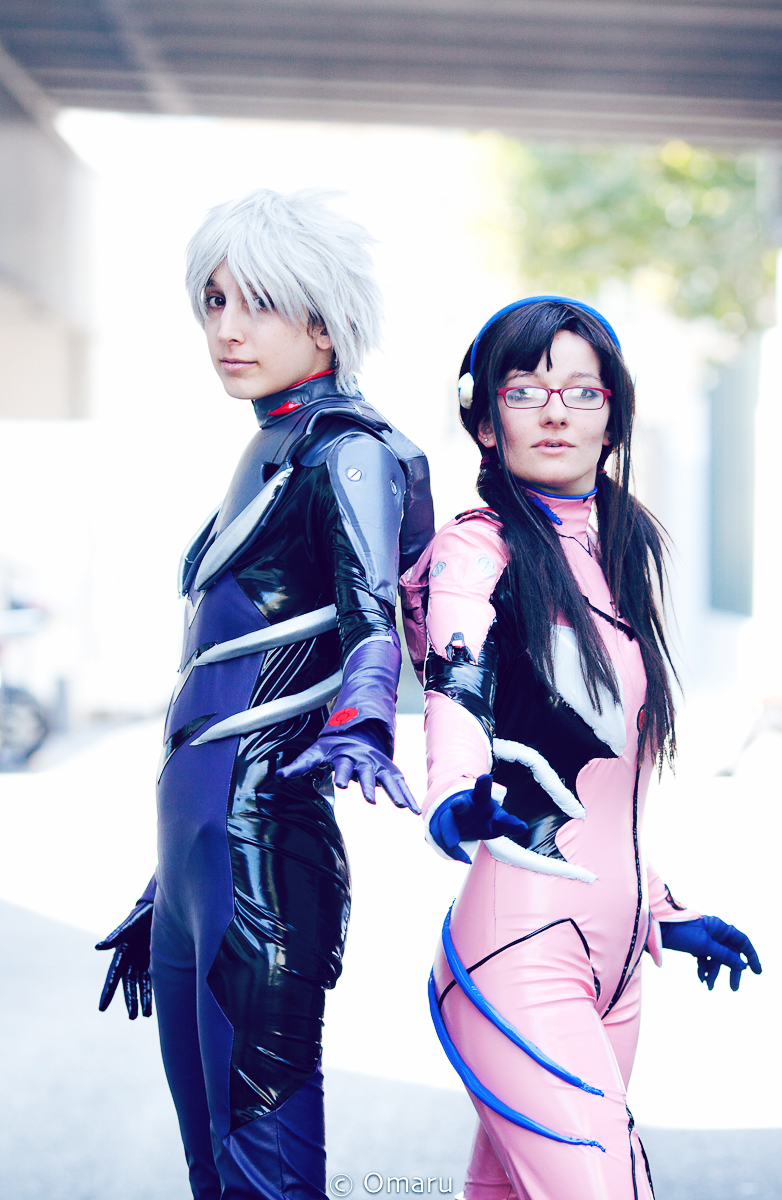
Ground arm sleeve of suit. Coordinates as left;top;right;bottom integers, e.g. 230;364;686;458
319;432;406;753
421;516;510;820
646;862;700;922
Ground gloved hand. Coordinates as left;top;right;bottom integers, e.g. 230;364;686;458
95;900;153;1019
278;633;419;812
279;725;419;812
660;915;762;991
429;774;528;864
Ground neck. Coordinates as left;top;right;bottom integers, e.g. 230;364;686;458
524;482;597;501
523;482;596;547
251;370;345;425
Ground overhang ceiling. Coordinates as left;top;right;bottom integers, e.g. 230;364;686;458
0;0;780;145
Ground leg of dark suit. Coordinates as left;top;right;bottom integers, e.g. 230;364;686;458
213;1065;327;1200
151;952;221;1200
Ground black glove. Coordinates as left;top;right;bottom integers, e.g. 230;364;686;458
95;900;153;1019
660;915;762;992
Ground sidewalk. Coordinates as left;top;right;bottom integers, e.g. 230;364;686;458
0;704;777;1197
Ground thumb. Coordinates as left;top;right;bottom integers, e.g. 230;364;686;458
471;774;494;814
278;745;326;780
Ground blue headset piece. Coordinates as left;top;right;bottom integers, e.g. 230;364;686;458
459;295;621;409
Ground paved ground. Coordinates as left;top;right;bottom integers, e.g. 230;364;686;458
0;705;779;1198
1;890;780;1199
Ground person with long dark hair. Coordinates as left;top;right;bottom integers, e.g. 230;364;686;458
401;297;760;1199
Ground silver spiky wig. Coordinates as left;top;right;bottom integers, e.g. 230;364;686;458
186;188;383;393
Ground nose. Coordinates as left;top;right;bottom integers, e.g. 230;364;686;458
540;390;569;423
216;296;246;345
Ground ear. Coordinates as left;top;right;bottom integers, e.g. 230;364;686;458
313;324;333;352
478;416;497;448
602;429;613;447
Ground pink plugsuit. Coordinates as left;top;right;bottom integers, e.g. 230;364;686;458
401;490;699;1200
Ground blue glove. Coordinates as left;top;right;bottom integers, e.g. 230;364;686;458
95;900;154;1019
429;774;529;864
660;915;762;991
279;634;419;812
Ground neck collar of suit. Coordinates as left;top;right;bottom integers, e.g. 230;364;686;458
252;371;354;427
523;484;597;544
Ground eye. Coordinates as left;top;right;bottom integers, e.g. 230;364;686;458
252;294;269;311
204;291;224;311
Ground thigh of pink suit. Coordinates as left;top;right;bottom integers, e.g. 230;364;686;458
435;923;652;1200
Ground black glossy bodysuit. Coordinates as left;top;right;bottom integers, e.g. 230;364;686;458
150;373;433;1200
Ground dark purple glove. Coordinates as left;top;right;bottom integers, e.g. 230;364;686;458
279;634;419;812
660;915;762;991
95;900;153;1019
429;774;528;864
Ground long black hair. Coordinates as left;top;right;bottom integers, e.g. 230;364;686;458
460;300;677;766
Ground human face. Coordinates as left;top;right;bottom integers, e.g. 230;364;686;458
203;262;334;399
479;330;612;496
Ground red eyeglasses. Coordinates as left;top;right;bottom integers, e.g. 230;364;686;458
497;385;611;410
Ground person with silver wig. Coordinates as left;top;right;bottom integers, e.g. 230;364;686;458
185;187;381;394
96;188;434;1200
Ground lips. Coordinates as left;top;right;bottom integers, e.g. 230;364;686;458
220;359;255;373
534;440;573;448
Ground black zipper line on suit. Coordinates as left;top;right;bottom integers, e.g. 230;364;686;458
626;1105;640;1200
438;917;600;1010
603;756;643;1017
639;1133;655;1197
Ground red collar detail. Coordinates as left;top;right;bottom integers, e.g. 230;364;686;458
266;370;336;417
267;399;304;416
291;369;335;387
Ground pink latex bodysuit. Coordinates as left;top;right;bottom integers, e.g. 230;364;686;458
402;488;699;1200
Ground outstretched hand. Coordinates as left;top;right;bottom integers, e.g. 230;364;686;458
660;915;762;991
429;774;528;864
95;900;154;1019
278;730;420;812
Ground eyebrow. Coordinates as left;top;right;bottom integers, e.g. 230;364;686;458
513;369;601;381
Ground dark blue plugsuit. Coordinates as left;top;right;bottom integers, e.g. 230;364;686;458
150;373;433;1199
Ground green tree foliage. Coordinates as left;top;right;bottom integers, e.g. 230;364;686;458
497;139;776;335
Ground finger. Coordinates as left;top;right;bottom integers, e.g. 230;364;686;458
711;921;762;972
697;956;709;985
123;966;139;1020
376;767;420;812
437;807;463;852
356;762;377;805
140;971;153;1018
278;746;324;780
333;755;356;790
729;965;744;992
98;946;127;1011
703;937;746;976
725;931;762;974
704;958;722;991
471;774;494;816
495;810;528;834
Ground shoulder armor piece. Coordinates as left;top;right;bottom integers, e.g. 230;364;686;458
326;433;405;608
178;506;219;597
182;387;433;596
